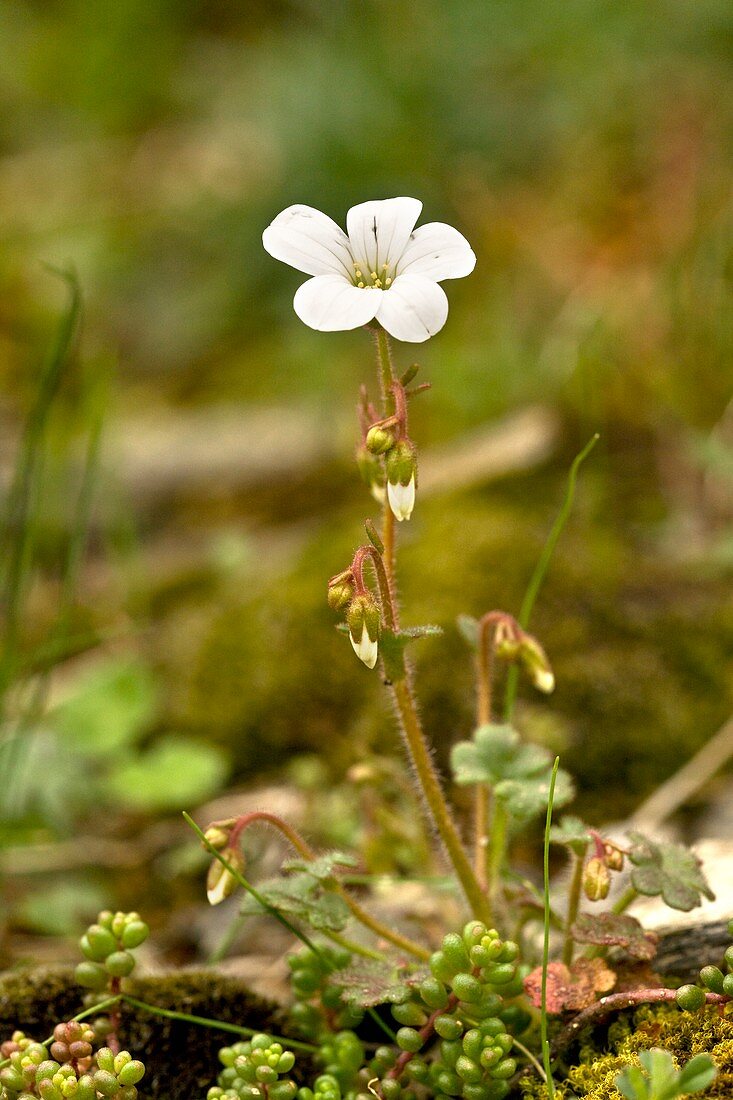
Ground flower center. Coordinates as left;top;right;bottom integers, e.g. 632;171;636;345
353;262;393;290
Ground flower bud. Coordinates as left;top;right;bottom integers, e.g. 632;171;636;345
386;441;417;522
365;423;395;455
583;856;610;901
327;572;355;612
346;594;381;669
517;632;555;694
203;824;232;851
206;847;245;906
603;841;625;872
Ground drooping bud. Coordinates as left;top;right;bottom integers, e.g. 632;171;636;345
517;632;555;694
603;841;625;872
493;617;521;661
365;423;396;455
356;444;386;503
327;571;355;612
206;847;245;906
583;856;610;901
386;440;417;522
203;823;233;851
346;593;381;669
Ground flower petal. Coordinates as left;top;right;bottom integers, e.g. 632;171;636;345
294;275;381;332
376;274;448;343
346;197;422;277
263;205;354;277
397;222;476;281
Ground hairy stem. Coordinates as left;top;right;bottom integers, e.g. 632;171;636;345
229;810;429;961
392;677;492;924
612;885;638;914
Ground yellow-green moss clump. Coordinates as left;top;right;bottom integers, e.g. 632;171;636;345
522;1003;733;1099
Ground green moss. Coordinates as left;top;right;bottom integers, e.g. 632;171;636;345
0;968;298;1100
522;1004;733;1099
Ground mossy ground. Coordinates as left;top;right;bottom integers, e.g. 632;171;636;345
0;969;298;1100
522;1004;733;1099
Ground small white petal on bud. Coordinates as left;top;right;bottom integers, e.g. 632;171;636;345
206;847;244;905
387;475;416;522
350;623;379;669
533;668;555;694
370;482;386;505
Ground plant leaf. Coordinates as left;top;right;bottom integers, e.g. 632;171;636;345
676;1053;717;1094
524;957;616;1012
495;769;574;824
52;658;157;756
571;913;658;961
550;815;593;856
628;832;715;912
337;958;426;1008
281;851;359;881
239;875;350;933
616;1064;649;1100
451;723;550;785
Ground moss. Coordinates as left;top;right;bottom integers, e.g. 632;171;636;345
0;968;300;1100
522;1004;733;1099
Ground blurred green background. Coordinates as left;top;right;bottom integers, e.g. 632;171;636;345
1;0;732;957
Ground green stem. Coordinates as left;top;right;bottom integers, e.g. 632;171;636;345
541;757;560;1100
504;434;599;722
562;853;585;966
486;803;508;913
612;885;638;914
392;677;492;924
120;995;317;1052
323;929;385;962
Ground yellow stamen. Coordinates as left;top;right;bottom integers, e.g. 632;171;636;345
370;272;378;280
385;277;392;287
357;281;365;288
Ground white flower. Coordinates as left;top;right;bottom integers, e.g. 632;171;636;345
387;474;416;522
350;623;379;669
262;197;475;343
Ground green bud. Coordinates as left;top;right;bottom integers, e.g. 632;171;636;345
419;977;449;1009
392;1003;427;1027
380;1080;401;1100
722;972;733;997
93;1070;120;1097
675;985;706;1012
430;950;457;984
700;966;725;994
441;934;471;975
111;912;127;938
327;576;355;612
74;961;108;992
95;1050;115;1074
490;1058;516;1081
451;973;482;1003
725;945;733;972
105;951;135;978
583;857;610;901
81;925;117;962
396;1028;422;1054
484;964;516;986
455;1056;482;1084
97;911;114;930
346;594;380;669
434;1015;463;1041
121;921;149;950
366;424;395;455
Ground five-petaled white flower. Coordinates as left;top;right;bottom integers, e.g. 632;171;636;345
262;197;476;343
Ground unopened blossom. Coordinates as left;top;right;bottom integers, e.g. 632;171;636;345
262;197;475;343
